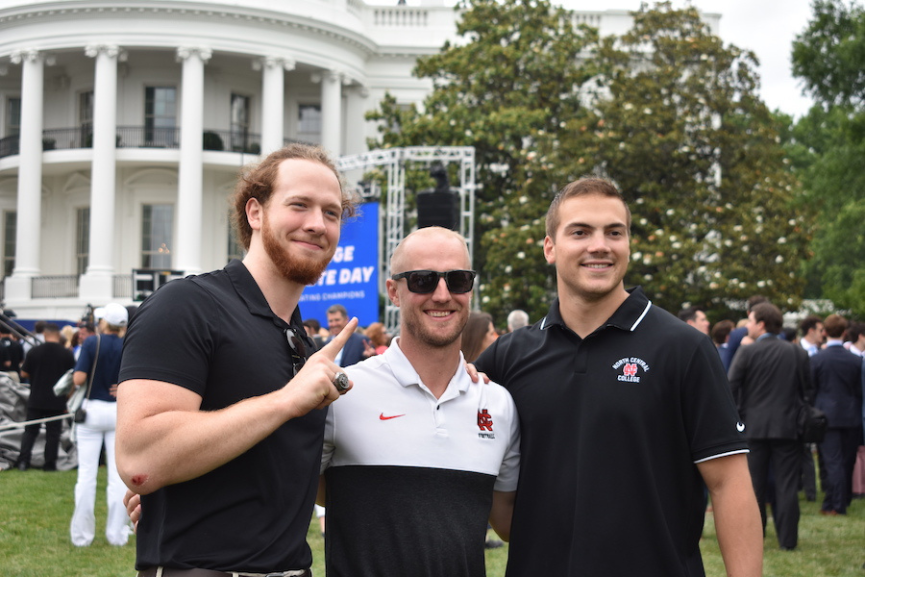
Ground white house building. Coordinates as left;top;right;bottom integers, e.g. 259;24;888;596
0;0;718;322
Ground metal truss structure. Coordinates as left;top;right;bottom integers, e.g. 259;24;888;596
337;146;476;333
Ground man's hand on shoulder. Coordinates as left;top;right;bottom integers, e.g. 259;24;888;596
465;363;490;384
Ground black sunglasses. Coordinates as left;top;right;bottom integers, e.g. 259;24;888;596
391;270;477;294
285;328;308;376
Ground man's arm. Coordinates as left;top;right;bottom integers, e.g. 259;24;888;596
72;335;95;387
488;491;515;542
116;319;357;495
697;453;763;576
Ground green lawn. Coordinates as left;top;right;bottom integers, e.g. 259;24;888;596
0;466;864;576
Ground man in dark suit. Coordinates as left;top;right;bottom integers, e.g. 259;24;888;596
721;295;769;373
729;302;812;551
811;314;864;516
326;305;373;367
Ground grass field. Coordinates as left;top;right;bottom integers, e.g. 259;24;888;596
0;466;864;576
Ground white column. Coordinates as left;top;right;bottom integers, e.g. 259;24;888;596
344;84;369;157
80;44;124;299
257;56;295;155
174;46;210;275
5;50;47;301
316;70;343;156
341;84;370;189
11;51;45;271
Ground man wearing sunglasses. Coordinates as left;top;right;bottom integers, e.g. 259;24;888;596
317;226;520;576
116;144;360;577
474;177;763;576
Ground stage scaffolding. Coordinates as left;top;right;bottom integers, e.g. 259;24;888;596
337;147;476;333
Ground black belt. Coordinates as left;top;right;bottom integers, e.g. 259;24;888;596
138;566;311;577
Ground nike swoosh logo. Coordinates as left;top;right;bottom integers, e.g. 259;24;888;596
380;413;405;421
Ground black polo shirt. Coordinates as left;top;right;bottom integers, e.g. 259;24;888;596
120;260;322;574
21;341;75;410
475;287;747;576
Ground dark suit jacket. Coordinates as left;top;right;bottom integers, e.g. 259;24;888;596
810;344;864;429
721;326;748;373
332;332;371;367
728;336;812;439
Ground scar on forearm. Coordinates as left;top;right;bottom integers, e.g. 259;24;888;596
131;474;148;486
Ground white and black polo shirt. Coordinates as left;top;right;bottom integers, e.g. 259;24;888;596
321;338;520;576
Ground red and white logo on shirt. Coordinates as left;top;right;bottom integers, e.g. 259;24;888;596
613;357;649;383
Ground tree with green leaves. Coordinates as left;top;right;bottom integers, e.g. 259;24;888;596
368;0;599;321
792;0;865;111
368;0;810;322
786;0;864;317
580;2;810;316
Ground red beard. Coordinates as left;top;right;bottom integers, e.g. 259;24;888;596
261;218;333;285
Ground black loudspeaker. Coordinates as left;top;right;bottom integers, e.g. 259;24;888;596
416;190;460;231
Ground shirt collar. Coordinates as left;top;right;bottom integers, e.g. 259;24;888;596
538;286;653;336
224;259;302;330
382;337;469;403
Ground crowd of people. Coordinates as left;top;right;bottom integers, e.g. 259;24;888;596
4;142;863;577
4;305;134;548
680;296;865;551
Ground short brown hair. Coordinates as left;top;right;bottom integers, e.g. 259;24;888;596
746;295;769;311
823;314;848;339
545;177;630;240
751;303;783;335
230;144;356;250
844;321;864;343
711;319;735;345
327;304;348;319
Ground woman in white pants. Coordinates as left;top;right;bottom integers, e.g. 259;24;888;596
71;399;130;546
70;303;130;547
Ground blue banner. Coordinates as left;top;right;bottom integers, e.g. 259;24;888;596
299;201;380;331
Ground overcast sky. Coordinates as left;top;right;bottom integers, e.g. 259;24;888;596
562;0;819;118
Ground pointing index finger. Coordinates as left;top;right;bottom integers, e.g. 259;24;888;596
318;317;358;361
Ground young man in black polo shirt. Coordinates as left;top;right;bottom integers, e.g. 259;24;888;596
475;177;763;576
116;144;360;577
